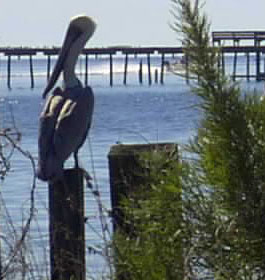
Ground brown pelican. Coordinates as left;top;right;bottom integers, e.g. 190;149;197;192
37;15;96;182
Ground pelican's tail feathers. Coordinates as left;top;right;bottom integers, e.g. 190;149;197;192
37;157;63;182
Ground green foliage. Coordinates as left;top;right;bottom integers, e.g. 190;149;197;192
172;0;265;278
112;1;265;279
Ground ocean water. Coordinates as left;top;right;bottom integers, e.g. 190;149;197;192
0;53;263;278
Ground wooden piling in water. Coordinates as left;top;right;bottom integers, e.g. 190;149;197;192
85;54;88;86
160;53;165;84
47;55;51;81
110;54;113;87
7;55;11;89
49;168;85;280
29;55;34;88
233;50;238;81
185;54;190;84
147;53;152;86
221;50;225;75
246;52;250;81
123;54;128;85
154;69;158;84
138;60;143;84
256;47;261;81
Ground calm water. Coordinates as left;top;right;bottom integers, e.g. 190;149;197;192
0;54;263;278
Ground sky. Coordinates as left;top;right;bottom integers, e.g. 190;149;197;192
0;0;265;47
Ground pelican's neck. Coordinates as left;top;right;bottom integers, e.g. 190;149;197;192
63;65;80;89
63;36;85;89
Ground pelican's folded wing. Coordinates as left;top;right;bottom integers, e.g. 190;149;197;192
53;87;94;163
37;90;65;180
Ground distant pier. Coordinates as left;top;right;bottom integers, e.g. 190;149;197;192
212;31;265;81
1;31;265;88
0;46;183;88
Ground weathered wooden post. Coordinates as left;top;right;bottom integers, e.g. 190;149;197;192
108;143;183;279
233;50;238;81
160;53;165;85
147;53;152;86
110;54;113;87
109;143;179;230
7;55;11;89
154;69;158;84
246;52;250;81
47;55;51;81
123;53;128;85
255;39;261;81
29;55;34;89
185;54;190;84
221;49;225;75
85;54;88;87
138;59;143;84
49;168;85;280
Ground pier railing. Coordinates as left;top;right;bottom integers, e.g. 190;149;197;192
212;31;265;44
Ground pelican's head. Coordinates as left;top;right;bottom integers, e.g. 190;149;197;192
42;15;96;98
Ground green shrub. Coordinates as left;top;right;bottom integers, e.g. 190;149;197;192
112;1;265;279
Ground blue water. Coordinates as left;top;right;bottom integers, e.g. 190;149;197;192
0;54;263;278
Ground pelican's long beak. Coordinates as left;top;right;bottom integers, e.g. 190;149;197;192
42;16;96;99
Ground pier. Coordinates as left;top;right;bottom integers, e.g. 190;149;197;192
1;31;265;88
0;46;183;88
212;31;265;80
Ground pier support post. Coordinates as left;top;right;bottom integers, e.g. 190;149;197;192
185;54;190;84
7;55;11;89
160;53;165;84
49;168;85;280
85;54;88;87
123;54;128;85
47;55;51;81
246;52;250;81
154;69;158;84
221;50;225;75
233;51;238;81
29;55;34;89
256;48;261;81
147;53;152;86
110;54;113;87
138;60;143;84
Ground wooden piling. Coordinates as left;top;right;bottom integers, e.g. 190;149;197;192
108;143;183;279
47;55;51;81
7;55;11;89
221;50;225;75
85;54;88;86
256;48;261;81
110;54;113;87
147;53;152;86
154;69;158;84
108;143;178;231
29;55;34;88
160;53;165;84
185;54;190;84
138;60;143;84
49;168;85;280
246;52;250;81
233;51;238;81
123;54;128;85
